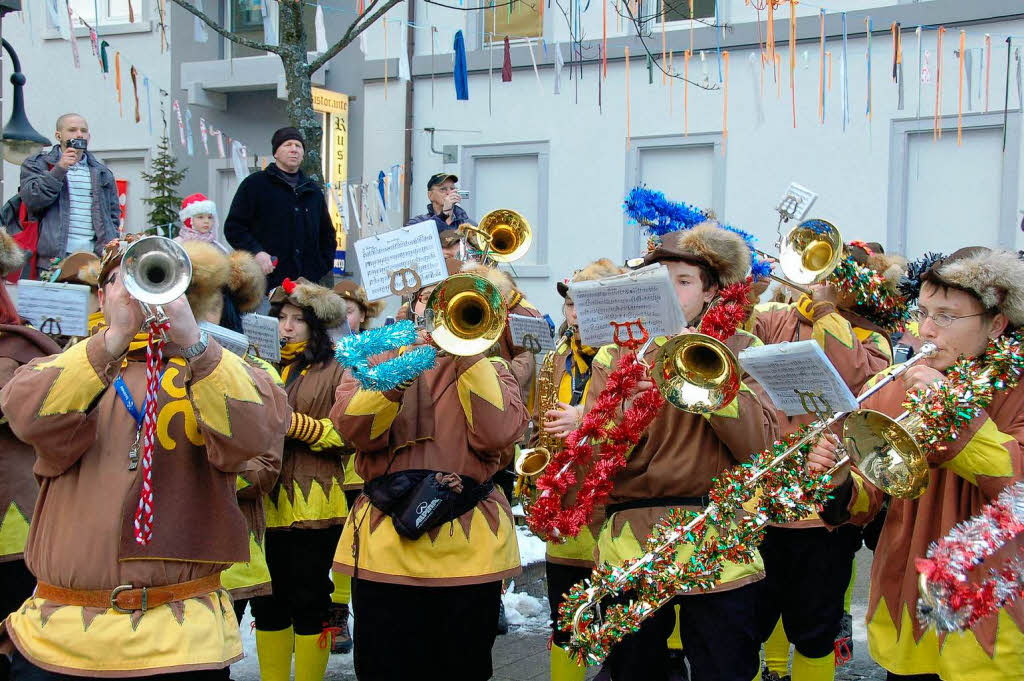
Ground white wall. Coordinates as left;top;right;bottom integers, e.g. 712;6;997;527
2;0;169;234
362;8;1024;318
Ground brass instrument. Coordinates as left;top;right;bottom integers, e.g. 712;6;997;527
459;209;532;263
569;342;938;650
423;273;508;356
651;333;741;414
514;349;559;506
755;218;844;296
121;236;193;335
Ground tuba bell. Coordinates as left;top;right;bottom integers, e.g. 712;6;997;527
121;236;193;330
650;334;742;414
756;218;844;296
459;209;532;263
423;273;508;356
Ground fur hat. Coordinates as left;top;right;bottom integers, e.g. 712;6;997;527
557;258;626;297
54;251;101;288
0;228;24;277
227;251;266;313
182;241;230;321
98;234;146;287
923;247;1024;327
269;277;346;327
643;221;751;287
334;280;384;322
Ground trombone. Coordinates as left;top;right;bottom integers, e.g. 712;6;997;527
120;236;193;336
755;218;844;297
458;209;532;264
568;342;938;651
650;333;741;414
421;272;508;356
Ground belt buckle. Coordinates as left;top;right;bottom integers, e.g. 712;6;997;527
110;584;147;614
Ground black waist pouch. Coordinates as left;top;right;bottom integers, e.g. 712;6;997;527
363;469;495;540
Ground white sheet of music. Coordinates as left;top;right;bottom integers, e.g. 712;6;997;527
569;264;686;348
739;340;859;416
508;314;555;354
242;313;281;363
15;280;90;337
354;221;447;301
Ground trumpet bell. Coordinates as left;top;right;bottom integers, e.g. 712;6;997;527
652;334;741;414
778;218;843;286
425;273;508;356
842;409;929;499
121;236;193;306
515;446;551;478
466;209;532;263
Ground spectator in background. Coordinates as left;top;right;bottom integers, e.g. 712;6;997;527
19;114;119;266
224;127;335;290
407;173;474;233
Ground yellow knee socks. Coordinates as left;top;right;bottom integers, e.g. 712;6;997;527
255;626;293;681
763;617;790;676
331;572;352;605
791;650;835;681
667;605;683;650
843;558;856;613
294;633;331;681
550;644;585;681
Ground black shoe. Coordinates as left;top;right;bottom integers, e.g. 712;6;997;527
762;667;791;681
834;611;853;665
325;602;353;654
496;600;509;635
667;648;690;681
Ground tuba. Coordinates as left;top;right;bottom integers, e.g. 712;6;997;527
120;236;193;334
423;273;508;356
514;349;559;507
459;209;532;264
651;334;741;414
755;218;843;296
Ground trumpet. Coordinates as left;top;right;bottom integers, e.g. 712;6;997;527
650;333;741;414
568;342;938;655
458;209;532;264
422;273;508;356
120;236;193;336
755;218;844;296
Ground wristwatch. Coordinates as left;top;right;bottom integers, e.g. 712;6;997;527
181;330;209;360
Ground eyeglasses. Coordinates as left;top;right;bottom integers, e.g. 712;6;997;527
909;308;986;328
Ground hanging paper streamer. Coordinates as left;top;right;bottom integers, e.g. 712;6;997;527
383;18;388;98
502;36;513;82
377;171;387;210
625;46;631;150
115;52;123;118
554;42;564;94
231;140;248;183
453;30;469;100
127;0;134;23
865;17;872;122
398;20;411;82
788;0;796;128
526;37;542;94
89;27;100;68
935;27;946;140
722;51;729;157
143;76;152;135
185;109;195;156
893;22;905;110
314;3;327;52
1003;39;1012;152
841;13;849;131
199;118;209;154
194;0;209;42
958;30;965;145
47;0;68;39
64;0;80;67
100;40;110;75
130;67;140;123
214;129;226;158
262;0;279;47
917;28;925;120
172;99;186;146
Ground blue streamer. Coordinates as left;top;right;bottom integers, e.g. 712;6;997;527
335;320;437;391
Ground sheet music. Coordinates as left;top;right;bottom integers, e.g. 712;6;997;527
508;314;556;354
241;313;280;362
16;280;90;337
354;221;447;301
200;321;249;357
569;264;686;348
739;340;859;416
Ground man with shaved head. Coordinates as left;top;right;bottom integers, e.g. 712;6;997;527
19;113;119;267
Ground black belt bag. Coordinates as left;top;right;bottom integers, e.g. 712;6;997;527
363;469;494;540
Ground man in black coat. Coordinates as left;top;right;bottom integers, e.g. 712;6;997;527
224;127;336;290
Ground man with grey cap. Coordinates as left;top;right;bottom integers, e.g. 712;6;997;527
407;172;475;233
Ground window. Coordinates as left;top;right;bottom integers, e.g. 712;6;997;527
228;0;318;58
69;0;142;24
484;0;543;43
662;0;716;24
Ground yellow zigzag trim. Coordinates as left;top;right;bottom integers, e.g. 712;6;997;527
265;478;347;528
0;502;30;558
32;341;104;416
457;358;504;428
812;312;856;351
344;390;400;441
190;353;263;437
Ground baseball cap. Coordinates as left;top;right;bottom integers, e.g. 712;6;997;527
427;173;458;190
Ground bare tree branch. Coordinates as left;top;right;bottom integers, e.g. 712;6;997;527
620;0;718;90
168;0;281;54
307;0;405;75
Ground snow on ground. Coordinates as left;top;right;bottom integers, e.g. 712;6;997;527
516;522;548;566
503;581;548;628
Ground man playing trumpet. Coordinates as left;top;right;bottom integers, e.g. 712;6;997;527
808;246;1024;681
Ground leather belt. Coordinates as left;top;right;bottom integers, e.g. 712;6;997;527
34;574;222;614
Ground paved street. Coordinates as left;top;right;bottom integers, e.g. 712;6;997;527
231;546;888;680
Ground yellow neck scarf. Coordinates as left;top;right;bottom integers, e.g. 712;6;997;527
569;334;597;375
280;341;308;363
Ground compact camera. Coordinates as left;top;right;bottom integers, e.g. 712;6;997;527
68;138;88;151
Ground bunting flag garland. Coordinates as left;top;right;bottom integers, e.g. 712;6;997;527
502;36;513;82
130;66;140;123
100;40;110;75
214;128;226;158
200;118;209;154
89;27;100;67
185;109;195;156
377;171;387;210
115;52;123;118
172;99;186;145
453;30;469;100
64;0;80;68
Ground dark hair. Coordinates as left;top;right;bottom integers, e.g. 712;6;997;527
219;291;243;334
661;256;719;292
918;273;993;316
269;301;335;373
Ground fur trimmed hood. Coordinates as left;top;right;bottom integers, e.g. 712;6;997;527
927;247;1024;326
557;258;627;297
643;221;751;286
0;228;25;277
269;277;346;327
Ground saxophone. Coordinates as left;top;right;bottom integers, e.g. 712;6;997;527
514;348;559;510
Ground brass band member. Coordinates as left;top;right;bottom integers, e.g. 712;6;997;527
753;242;901;681
330;305;529;680
809;247;1024;681
595;223;778;681
541;259;625;681
0;232;60;681
252;278;351;681
0;237;289;679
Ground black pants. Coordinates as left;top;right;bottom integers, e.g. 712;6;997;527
546;561;592;647
606;579;765;681
232;598;248;625
758;525;861;659
0;560;35;622
9;652;229;681
351;578;502;681
249;525;343;636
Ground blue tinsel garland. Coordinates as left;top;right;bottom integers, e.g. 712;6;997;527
334;320;437;392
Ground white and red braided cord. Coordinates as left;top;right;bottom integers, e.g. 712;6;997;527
133;320;169;546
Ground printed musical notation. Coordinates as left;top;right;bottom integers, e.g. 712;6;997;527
739;340;859;416
354;221;447;301
570;265;686;348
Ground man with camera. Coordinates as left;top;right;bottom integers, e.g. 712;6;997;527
407;173;475;233
19;114;120;267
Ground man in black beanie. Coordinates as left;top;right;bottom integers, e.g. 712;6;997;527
224;126;336;290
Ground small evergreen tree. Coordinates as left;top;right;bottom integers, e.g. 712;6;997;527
142;135;186;238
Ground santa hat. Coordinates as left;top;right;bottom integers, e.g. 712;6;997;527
179;193;217;228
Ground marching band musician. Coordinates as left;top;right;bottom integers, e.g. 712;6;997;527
809;246;1024;681
752;242;903;681
330;295;529;680
0;237;290;679
538;259;626;681
0;232;61;681
252;278;351;681
593;223;779;681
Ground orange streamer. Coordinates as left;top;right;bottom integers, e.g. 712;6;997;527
625;46;631;150
934;27;945;140
985;34;992;112
115;52;123;118
684;50;690;136
957;30;965;145
789;0;797;128
722;51;730;156
765;1;775;71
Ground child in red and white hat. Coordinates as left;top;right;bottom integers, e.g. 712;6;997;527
177;192;218;244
